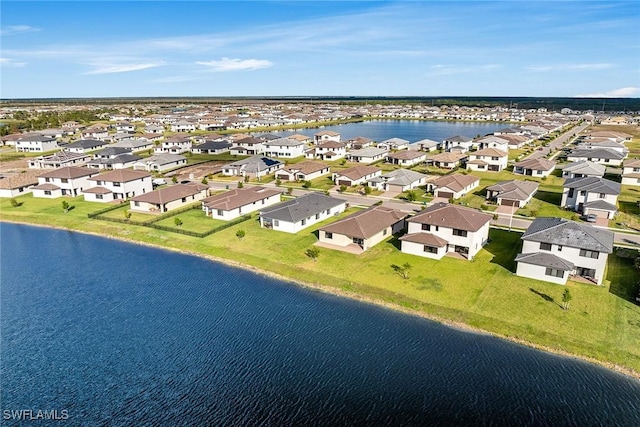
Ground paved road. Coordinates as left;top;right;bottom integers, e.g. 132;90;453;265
524;122;590;160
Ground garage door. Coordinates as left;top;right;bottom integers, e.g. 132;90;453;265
436;191;454;199
337;180;352;186
500;199;519;207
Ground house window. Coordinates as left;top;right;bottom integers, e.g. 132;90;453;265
558;245;562;252
545;268;564;278
113;182;121;187
540;242;552;251
452;229;467;237
273;219;279;227
423;245;438;254
45;177;51;183
44;190;51;195
315;213;320;220
579;249;599;259
301;219;306;226
383;229;388;236
182;198;187;202
96;194;103;200
325;232;333;239
579;190;586;196
422;224;431;231
61;178;69;183
491;156;499;161
134;201;140;207
567;188;574;198
599;193;605;199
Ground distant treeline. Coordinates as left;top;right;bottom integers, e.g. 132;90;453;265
1;96;639;112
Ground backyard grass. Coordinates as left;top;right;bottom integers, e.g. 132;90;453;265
2;184;640;375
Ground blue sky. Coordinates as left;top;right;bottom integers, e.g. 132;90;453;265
1;1;639;99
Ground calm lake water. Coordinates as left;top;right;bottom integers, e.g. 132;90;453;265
2;223;640;426
267;119;506;142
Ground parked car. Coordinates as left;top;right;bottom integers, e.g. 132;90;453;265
584;214;597;223
152;178;166;186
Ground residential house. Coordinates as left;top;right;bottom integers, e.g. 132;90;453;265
333;165;382;187
400;202;492;260
170;120;196;133
229;137;266;155
443;135;474;152
86;153;141;170
81;126;109;140
413;138;440;152
621;158;640;187
314;130;341;144
145;124;165;134
0;172;39;198
202;186;282;221
561;161;606;179
566;148;625;167
61;139;108;154
32;166;99;198
275;161;330;182
427;174;480;199
115;122;135;133
15;135;59;153
466;148;508;172
84;169;153;203
155;137;192;154
427;152;468;169
485;180;539;208
317;205;406;252
287;134;312;144
497;134;529;149
130;183;209;213
306;141;347;161
221;156;283;179
477;135;510;152
513;158;556;177
259;192;346;233
264;137;306;158
347;147;388;164
367;169;428;192
561;176;620;219
111;138;155;153
386;150;427;167
377;137;410;151
132;154;187;172
28;150;91;169
348;136;375;150
514;217;614;285
191;140;232;155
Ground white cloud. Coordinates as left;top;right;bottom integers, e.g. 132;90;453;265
576;87;640;98
0;57;27;67
83;62;165;75
0;25;41;36
526;63;613;72
196;58;273;72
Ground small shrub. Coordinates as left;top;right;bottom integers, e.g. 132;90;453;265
363;186;372;196
236;229;245;240
61;200;70;213
302;180;312;189
286;187;293;195
237;181;244;189
305;247;320;262
171;176;178;184
10;198;20;208
201;177;208;185
480;204;488;210
275;178;282;187
339;185;347;193
174;217;183;227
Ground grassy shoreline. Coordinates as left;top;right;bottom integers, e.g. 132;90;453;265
2;200;639;380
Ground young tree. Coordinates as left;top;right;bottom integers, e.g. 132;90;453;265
562;288;572;310
339;185;347;193
363;186;372;196
237;181;244;189
286;187;293;196
174;217;183;227
302;180;312;189
391;263;412;279
201;177;208;185
124;210;132;221
275;178;282;187
236;229;245;240
305;247;320;262
171;176;178;184
61;200;69;213
9;198;20;208
405;190;417;202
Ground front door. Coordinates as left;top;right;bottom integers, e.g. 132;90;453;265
576;267;596;279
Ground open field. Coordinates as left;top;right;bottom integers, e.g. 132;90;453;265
2;192;639;376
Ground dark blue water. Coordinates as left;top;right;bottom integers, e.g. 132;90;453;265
2;223;639;426
267;119;505;143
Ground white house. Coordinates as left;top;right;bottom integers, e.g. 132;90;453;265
264;137;306;158
81;126;109;140
400;202;492;260
317;205;406;252
15;135;59;153
314;130;341;144
111;138;155;153
155;137;192;154
413;138;440;152
170;120;196;133
61;139;108;154
367;169;427;192
621;158;640;187
561;161;606;179
0;172;39;198
477;135;510;152
259;192;346;233
202;186;282;220
133;154;187;172
466;148;508;172
513;158;556;177
32;166;99;198
84;169;153;203
427;152;468;169
386;150;427;167
130;183;209;213
566;148;625;167
427;174;480;199
333;166;382;187
191;141;232;155
221;156;283;179
275;161;330;182
485;180;539;208
347;147;388;164
28;151;91;169
306;141;347;161
561;177;620;219
377;137;409;151
515;217;614;285
443;135;474;152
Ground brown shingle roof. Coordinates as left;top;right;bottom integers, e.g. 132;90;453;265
514;157;556;171
38;166;97;180
281;161;328;175
131;183;208;204
387;151;426;160
399;232;448;247
88;169;151;183
472;148;508;158
319;205;406;239
428;152;467;163
408;202;492;232
335;165;381;180
431;174;479;192
202;186;281;211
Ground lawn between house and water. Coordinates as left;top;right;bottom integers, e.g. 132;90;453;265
1;193;639;378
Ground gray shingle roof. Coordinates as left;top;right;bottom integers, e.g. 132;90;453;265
521;217;614;253
378;169;427;186
259;193;345;223
568;148;625;160
562;160;606;176
514;252;574;271
563;176;620;195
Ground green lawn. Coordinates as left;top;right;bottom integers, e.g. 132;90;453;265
2;193;640;374
155;208;226;233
